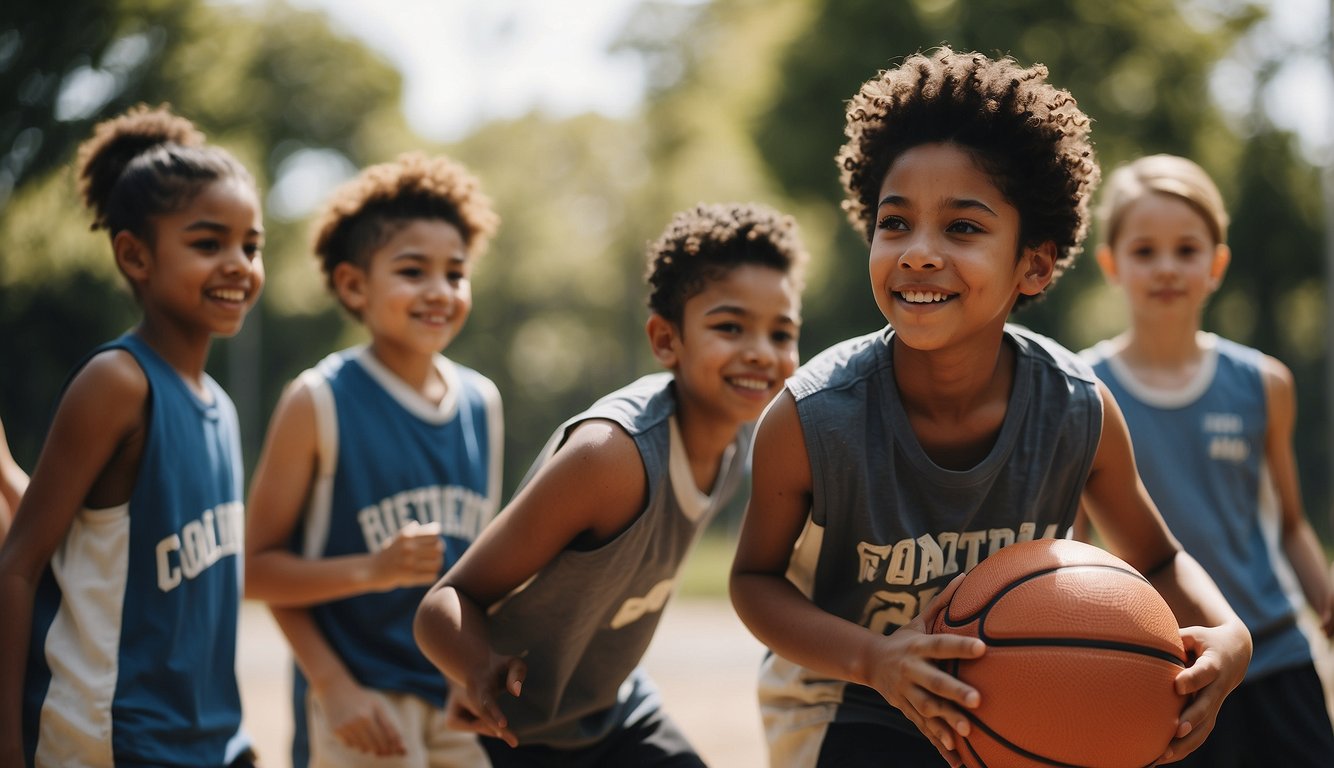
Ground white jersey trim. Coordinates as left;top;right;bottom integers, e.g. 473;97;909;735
353;346;463;424
667;414;735;523
36;502;130;768
1091;332;1220;409
300;368;339;560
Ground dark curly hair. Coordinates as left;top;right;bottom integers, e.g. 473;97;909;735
645;202;808;325
76;103;255;242
837;47;1098;306
311;152;500;297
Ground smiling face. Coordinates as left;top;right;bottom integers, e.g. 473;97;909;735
131;177;265;340
868;142;1053;354
1096;192;1229;329
651;263;802;427
335;218;473;367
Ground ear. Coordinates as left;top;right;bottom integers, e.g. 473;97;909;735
1207;243;1231;291
1017;241;1056;296
1094;244;1120;285
646;313;681;370
113;230;152;284
332;261;369;314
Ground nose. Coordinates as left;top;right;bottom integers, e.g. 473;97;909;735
743;335;777;367
220;244;257;276
898;233;942;271
423;274;455;305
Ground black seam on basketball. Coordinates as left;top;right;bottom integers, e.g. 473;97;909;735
961;710;1093;768
939;562;1185;665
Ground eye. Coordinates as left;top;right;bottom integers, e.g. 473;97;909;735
710;321;743;335
448;269;467;283
876;215;908;232
1175;244;1202;260
946;220;983;235
771;329;797;344
397;266;424;278
191;238;221;253
243;243;263;259
1130;245;1154;260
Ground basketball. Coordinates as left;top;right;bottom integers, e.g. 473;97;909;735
928;538;1186;768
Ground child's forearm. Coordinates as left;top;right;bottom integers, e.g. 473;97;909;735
1282;522;1333;624
414;584;494;685
730;571;883;688
1147;550;1251;641
246;550;389;606
270;606;358;695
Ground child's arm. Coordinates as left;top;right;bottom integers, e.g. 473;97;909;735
1081;383;1251;764
730;392;983;767
0;352;147;764
0;416;27;541
245;380;444;606
414;419;648;747
1260;355;1333;636
270;606;407;757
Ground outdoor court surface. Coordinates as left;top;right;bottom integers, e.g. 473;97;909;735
239;599;1334;768
237;598;770;767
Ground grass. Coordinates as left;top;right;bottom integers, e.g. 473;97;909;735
678;531;739;599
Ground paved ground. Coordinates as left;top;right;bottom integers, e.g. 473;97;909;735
237;598;769;768
240;600;1334;768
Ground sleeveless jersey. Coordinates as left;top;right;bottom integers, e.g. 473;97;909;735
1084;334;1311;680
760;325;1102;763
484;373;749;749
294;346;503;705
24;332;250;768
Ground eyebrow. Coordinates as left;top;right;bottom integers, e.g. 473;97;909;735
388;251;469;263
877;194;999;217
184;220;264;238
705;305;799;325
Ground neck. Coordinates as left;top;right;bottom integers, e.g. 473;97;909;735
134;317;213;396
1115;317;1206;373
672;396;740;494
368;343;445;403
891;330;1013;422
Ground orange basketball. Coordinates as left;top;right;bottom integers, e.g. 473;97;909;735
928;538;1186;768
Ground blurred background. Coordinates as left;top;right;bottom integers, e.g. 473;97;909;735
3;0;1332;536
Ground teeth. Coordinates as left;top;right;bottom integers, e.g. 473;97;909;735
901;290;949;303
209;289;245;302
730;377;769;391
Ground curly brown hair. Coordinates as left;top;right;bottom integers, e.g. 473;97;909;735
76;103;254;240
311;152;500;294
837;48;1098;306
645;202;808;325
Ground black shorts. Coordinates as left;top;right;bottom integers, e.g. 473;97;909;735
481;707;707;768
1170;662;1334;768
814;722;948;767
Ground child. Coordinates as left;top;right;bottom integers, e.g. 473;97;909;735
727;49;1252;768
414;202;807;766
244;152;502;768
1080;153;1334;766
0;415;28;542
0;105;264;767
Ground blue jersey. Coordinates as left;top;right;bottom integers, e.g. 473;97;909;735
1084;334;1312;680
294;347;502;704
24;332;249;768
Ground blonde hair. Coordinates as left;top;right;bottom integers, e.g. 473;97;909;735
1098;154;1228;246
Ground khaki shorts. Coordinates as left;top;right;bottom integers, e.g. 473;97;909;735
307;688;488;767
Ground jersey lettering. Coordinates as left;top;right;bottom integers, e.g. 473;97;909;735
155;501;244;592
609;579;675;629
356;484;490;552
853;524;1060;632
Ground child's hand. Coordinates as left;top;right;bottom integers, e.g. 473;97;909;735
1154;622;1250;764
867;582;985;768
372;520;444;590
314;679;406;757
444;652;527;748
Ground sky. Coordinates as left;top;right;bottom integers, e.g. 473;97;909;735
270;0;655;142
248;0;1332;159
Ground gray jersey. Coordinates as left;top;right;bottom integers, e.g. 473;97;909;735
487;373;749;748
760;325;1102;766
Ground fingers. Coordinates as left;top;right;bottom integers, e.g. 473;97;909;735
506;657;527;697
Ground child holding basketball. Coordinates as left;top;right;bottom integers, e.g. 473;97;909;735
728;49;1252;768
414;202;807;766
1080;153;1334;766
244;152;502;768
0;105;263;767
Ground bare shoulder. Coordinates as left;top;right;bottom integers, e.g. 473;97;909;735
551;419;647;498
62;348;149;434
1257;352;1295;396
